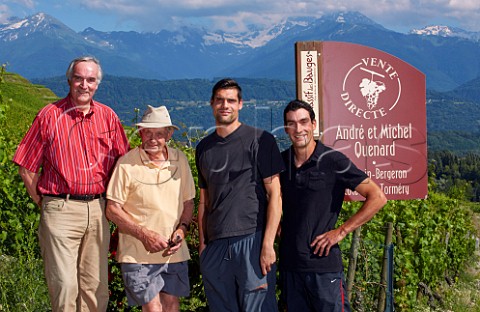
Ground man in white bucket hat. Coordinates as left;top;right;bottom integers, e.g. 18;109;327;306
106;105;195;311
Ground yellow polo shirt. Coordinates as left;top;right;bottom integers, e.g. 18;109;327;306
107;146;196;264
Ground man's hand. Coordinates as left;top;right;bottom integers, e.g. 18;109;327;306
310;227;348;257
162;228;184;256
141;228;169;253
311;177;387;257
199;242;206;256
260;245;276;276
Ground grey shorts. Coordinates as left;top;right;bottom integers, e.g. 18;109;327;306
200;232;278;312
121;261;190;306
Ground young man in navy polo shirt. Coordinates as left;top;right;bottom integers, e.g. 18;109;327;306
279;99;387;312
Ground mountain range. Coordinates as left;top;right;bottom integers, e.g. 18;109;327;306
1;12;480;91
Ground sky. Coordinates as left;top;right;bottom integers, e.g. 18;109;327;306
1;0;480;34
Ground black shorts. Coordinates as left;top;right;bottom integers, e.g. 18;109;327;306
280;270;351;312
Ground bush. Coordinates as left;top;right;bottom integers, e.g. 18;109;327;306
0;255;50;311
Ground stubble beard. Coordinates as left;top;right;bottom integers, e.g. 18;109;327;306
215;113;236;125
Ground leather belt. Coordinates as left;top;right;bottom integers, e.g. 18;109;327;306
44;193;105;201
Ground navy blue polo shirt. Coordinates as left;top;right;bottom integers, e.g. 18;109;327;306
279;141;367;273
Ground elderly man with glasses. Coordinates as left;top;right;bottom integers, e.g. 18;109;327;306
106;105;195;312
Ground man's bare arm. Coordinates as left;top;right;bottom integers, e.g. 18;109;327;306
311;178;387;256
164;198;195;255
260;174;282;275
106;199;169;253
198;188;208;255
18;166;41;206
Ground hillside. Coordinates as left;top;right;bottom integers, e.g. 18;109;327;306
447;76;480;102
1;71;58;137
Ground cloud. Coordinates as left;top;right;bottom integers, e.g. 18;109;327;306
446;0;480;31
0;5;10;24
84;0;480;32
0;0;35;23
9;0;35;8
4;0;480;32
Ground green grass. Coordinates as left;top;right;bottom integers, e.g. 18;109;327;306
413;261;480;311
0;255;50;311
1;72;59;139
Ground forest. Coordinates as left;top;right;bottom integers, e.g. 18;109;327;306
429;150;480;202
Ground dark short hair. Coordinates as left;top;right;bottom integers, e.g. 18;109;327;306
66;56;103;84
283;99;316;125
210;78;242;102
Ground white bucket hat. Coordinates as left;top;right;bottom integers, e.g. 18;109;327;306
136;105;179;130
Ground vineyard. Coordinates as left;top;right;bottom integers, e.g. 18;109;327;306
1;68;480;311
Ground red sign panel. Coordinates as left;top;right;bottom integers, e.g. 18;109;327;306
296;41;427;200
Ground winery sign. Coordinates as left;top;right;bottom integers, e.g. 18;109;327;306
296;41;427;200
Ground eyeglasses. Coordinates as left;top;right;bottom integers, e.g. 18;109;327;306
141;128;172;139
71;75;97;85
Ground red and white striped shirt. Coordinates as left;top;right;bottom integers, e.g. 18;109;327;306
13;96;130;195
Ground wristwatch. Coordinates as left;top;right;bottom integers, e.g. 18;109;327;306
177;222;190;231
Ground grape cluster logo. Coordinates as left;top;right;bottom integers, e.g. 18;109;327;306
341;57;401;120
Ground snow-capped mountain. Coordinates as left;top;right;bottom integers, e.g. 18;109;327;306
1;12;480;91
0;12;88;46
201;18;312;49
0;13;67;41
410;25;480;41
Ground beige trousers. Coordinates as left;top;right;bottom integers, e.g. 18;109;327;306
39;196;110;312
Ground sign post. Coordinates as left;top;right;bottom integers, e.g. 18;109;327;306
296;41;428;200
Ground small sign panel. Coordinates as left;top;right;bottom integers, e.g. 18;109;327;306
299;50;321;137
